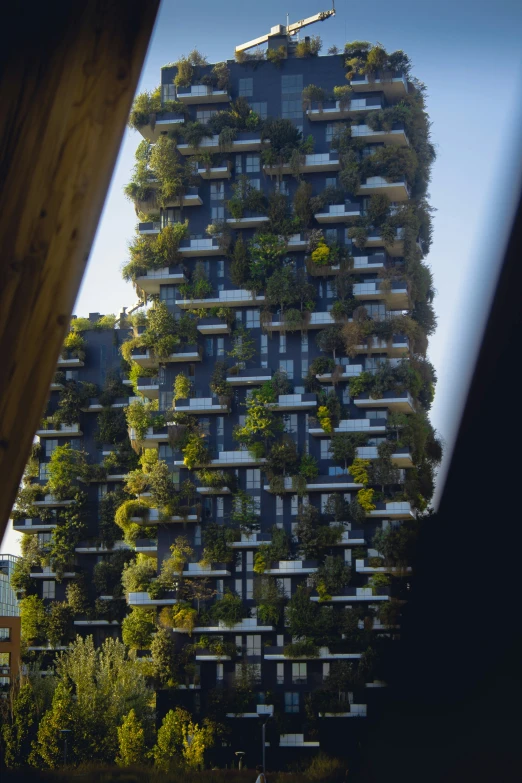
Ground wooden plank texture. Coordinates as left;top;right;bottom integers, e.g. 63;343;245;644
0;1;160;537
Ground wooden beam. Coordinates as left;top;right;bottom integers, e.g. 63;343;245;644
0;1;160;538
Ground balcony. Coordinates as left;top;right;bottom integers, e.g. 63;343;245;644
308;417;387;437
351;122;409;147
307;96;382;121
226;705;274;719
197;317;231;335
177;289;264;309
81;396;128;412
187;619;274;633
197;161;232;179
286;232;308;251
130;507;200;525
138;221;161;235
75;540;129;553
176;85;231;104
36;422;82;438
305;475;363;491
315;201;362;223
13;518;57;533
358;177;410;202
353;279;410;308
279;734;320;748
195;649;232;662
147;186;202;208
365;227;404;256
264;646;362;661
349;72;408;98
178;237;221;256
315;364;363;382
131;346;202;367
129;425;169;445
57;355;84;368
226;368;272;386
229;532;272;549
264;560;318;576
135;265;186;296
319;705;367;718
127;591;178;607
34;495;76;508
134;538;158;553
209;450;266;467
273;393;317;411
196;484;233;495
355;335;410;357
310;586;389;603
137;376;159;400
138;110;185;143
264;152;340;175
367;501;414;519
268;311;335;331
352;253;386;274
226;212;269;229
73;619;120;626
331;529;366;546
356;446;413;468
30;567;77;579
175;396;229;414
355;558;412;574
183;562;230;577
178;131;265;156
354;390;414;413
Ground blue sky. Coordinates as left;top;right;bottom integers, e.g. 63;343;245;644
3;0;522;553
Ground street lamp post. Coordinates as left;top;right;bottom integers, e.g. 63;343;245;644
259;712;272;776
59;729;71;766
235;751;245;770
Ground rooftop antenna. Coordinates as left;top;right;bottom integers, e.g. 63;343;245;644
235;6;336;53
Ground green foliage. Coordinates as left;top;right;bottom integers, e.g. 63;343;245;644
46;443;84;500
128;86;162;129
349;458;371;485
121;607;156;649
20;595;47;645
173;372;192;401
1;681;38;768
210;589;249;627
125;398;154;440
30;636;153;767
357;487;376;512
62;331;85;361
313;556;352;600
284;639;319;657
116;709;147;766
295;36;322;58
182;431;210;469
228;324;257;366
202;521;233;563
253;575;285;625
301;84;326;110
121;554;156;594
299;454;319;480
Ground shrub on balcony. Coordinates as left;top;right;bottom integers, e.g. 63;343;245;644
330;432;368;469
115;500;152;545
347;226;369;249
284;639;319;657
226;174;267;219
266;45;287;67
333;84;352;109
121;554;156;594
202;521;233;564
231;490;260;532
210;590;249;628
182;432;210;470
299;454;319;481
357;487;376;512
295;36;322;58
349;458;371;485
122;607;155;650
368;573;390;595
20;595;48;645
62;331;85;361
125;398;155;441
313;557;352;602
301;84;326;111
160;602;198;636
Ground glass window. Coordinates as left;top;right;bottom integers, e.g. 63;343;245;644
196;109;218;124
282;75;303;94
160;285;177;305
217;662;224;681
210;182;224;200
42;581;55;600
97;484;108;499
159;391;174;409
325;228;338;244
45;439;58;457
250;101;267;119
194;525;202;546
279;578;291;598
326;177;338;189
246;635;261;655
217;497;224;518
246;579;254;599
366;409;387;419
282;99;303;119
285;692;300;713
246;469;261;489
0;628;11;641
249;178;261;191
301;333;308;351
279;334;286;353
235;579;243;597
276;179;289;195
217;338;225;357
292;662;307;684
301;359;308;379
276;496;283;517
320;440;332;459
39;463;50;481
235;154;242;174
239;78;253;97
279;360;294;379
246;155;260;173
206;337;214;357
260;334;268;355
212;206;224;221
246;310;260;328
162;84;176;103
217;260;224;278
277;662;285;684
291;495;299;516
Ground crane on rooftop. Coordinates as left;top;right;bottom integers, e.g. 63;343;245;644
235;3;336;53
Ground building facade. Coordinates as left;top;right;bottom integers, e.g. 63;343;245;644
0;555;20;617
12;31;440;766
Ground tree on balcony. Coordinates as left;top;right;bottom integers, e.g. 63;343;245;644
210;589;249;628
227;324;257;368
312;556;352;602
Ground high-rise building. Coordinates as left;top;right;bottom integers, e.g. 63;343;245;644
12;23;441;765
0;555;21;616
